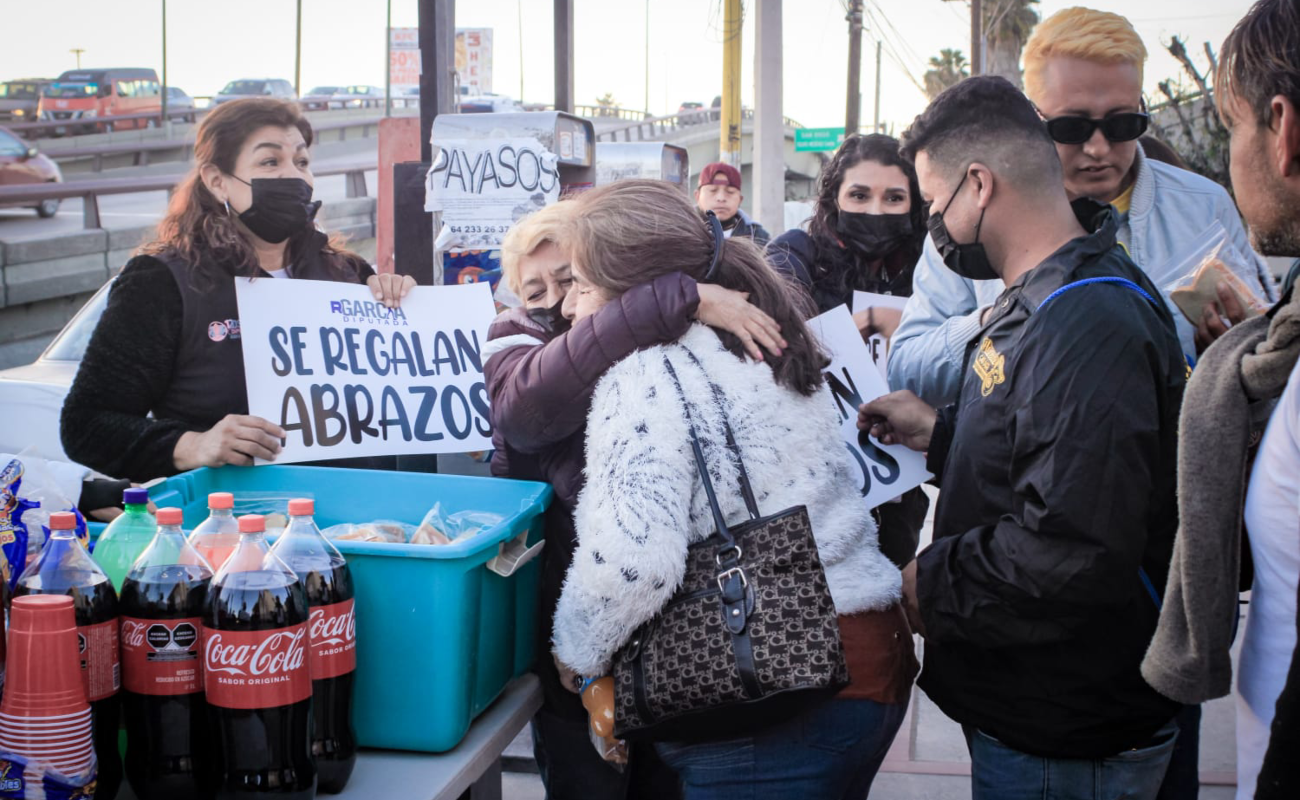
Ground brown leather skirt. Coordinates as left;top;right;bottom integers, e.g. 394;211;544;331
837;604;919;704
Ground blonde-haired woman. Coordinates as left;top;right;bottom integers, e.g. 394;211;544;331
551;180;916;799
485;199;785;799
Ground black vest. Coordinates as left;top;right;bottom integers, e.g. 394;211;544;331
152;235;366;431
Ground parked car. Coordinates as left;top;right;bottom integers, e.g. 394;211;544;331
341;85;385;109
0;280;109;462
213;78;296;106
164;86;196;122
0;79;53;123
0;126;63;218
36;68;162;134
677;101;704;119
301;85;344;110
459;93;523;114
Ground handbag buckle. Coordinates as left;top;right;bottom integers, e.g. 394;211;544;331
716;566;748;593
715;545;743;565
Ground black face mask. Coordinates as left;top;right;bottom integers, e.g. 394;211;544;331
927;170;998;281
230;176;321;244
526;297;568;334
836;211;914;261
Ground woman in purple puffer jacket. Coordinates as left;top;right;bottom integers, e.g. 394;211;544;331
484;201;783;800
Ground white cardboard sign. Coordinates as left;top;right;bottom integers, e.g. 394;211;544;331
852;291;910;384
809;305;931;509
236;278;496;464
424;137;560;248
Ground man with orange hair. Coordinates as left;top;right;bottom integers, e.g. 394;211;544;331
890;7;1277;404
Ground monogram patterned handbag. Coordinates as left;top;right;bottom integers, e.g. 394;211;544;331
611;351;849;742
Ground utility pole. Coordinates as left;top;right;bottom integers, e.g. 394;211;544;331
644;0;650;115
70;49;85;69
294;0;303;96
753;0;784;235
845;0;863;135
518;0;525;101
160;1;168;123
555;0;574;112
971;0;983;76
873;40;881;133
720;0;742;166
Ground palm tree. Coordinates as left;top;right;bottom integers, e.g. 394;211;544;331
924;49;970;100
983;0;1040;88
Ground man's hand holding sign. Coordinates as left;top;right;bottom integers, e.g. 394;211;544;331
236;278;498;464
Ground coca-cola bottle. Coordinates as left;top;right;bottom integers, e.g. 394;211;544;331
190;492;240;572
203;513;315;800
269;498;357;793
120;506;215;799
14;510;122;800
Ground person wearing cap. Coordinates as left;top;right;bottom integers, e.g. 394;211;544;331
694;163;771;247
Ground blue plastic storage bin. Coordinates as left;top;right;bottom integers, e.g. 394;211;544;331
132;464;551;753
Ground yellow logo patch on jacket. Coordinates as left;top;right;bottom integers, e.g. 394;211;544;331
973;337;1006;397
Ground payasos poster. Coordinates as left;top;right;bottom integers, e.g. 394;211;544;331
425;137;560;249
808;305;930;509
235;278;497;464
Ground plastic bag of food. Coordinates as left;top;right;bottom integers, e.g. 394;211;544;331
0;751;97;799
322;520;413;543
412;503;504;546
1161;223;1270;325
233;492;312;532
0;450;90;590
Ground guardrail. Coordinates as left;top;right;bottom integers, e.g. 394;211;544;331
592;108;805;144
6;109;201;139
0;158;376;230
36;115;387;173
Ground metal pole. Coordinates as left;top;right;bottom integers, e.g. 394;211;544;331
71;49;85;69
873;40;881;133
419;0;455;163
160;0;168;123
294;0;303;96
720;0;742;166
753;0;784;235
971;0;982;76
645;0;650;115
846;0;863;135
518;0;525;101
554;0;575;112
384;0;392;117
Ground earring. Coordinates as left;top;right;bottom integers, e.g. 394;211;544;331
224;199;232;215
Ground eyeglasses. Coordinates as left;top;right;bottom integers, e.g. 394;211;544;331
1044;112;1149;145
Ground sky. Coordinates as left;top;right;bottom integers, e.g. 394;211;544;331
0;0;1254;134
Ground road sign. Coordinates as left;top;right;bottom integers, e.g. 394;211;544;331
795;127;846;152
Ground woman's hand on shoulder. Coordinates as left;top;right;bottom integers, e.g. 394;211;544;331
173;415;286;471
366;273;417;309
696;284;787;361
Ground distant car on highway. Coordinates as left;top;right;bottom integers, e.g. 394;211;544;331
459;93;523;114
213;78;297;106
340;85;385;109
165;86;196;122
0;125;63;218
0;79;53;123
37;68;162;134
0;280;109;462
677;101;704;118
301;85;345;110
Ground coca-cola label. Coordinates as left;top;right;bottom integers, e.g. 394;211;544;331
308;599;357;680
201;624;311;709
77;619;120;701
120;616;203;695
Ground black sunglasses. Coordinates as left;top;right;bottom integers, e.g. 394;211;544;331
1045;112;1149;145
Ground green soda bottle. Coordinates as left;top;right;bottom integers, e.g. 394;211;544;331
93;487;156;591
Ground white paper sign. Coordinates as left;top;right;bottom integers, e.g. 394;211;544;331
236;278;496;464
424;137;560;248
852;291;911;383
388;27;420;93
809;305;931;509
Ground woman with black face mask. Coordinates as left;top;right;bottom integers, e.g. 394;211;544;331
61;99;415;482
768;133;930;569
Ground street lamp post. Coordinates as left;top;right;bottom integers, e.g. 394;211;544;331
70;49;85;69
161;0;168;125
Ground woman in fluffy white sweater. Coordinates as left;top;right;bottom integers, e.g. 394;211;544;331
550;180;917;800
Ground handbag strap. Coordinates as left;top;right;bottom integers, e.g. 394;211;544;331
661;355;741;555
680;347;761;520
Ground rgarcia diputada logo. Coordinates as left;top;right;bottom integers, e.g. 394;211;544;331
329;299;410;326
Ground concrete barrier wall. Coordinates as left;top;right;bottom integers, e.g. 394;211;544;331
0;198;376;368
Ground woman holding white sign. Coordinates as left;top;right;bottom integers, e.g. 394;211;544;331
549;180;915;800
767;134;930;569
62;99;414;482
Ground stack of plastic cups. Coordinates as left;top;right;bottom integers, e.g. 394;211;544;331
0;595;96;785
